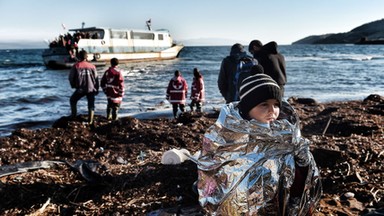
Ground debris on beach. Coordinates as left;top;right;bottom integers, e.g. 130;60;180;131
0;94;383;215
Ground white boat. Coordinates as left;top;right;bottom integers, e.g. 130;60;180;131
42;22;184;69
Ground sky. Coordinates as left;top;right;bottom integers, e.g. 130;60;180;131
0;0;384;48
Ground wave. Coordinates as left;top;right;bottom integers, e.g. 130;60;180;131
287;54;375;62
17;95;60;104
0;62;44;68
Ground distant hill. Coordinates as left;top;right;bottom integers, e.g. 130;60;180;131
292;18;384;44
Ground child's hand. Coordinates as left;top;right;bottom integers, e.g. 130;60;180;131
294;139;311;167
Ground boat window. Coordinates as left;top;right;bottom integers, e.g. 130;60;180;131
89;30;104;39
132;32;155;40
158;34;164;40
111;30;128;39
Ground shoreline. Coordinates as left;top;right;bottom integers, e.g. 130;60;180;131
0;95;378;138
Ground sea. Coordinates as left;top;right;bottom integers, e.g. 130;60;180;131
0;45;383;137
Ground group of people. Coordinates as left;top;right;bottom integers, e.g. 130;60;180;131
68;50;124;125
68;50;205;123
218;40;286;104
196;40;322;215
166;68;205;118
68;41;322;215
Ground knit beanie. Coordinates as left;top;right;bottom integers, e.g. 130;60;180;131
238;74;282;119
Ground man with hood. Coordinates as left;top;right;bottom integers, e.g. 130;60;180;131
249;40;287;96
218;43;258;103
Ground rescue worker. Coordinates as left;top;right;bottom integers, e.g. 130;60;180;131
101;58;125;120
166;70;188;118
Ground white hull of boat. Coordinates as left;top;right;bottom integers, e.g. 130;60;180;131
43;45;183;69
42;25;184;69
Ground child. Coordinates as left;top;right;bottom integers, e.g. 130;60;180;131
166;70;188;118
189;68;205;112
101;58;124;120
195;74;322;215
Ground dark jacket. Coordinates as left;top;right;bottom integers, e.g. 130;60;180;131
101;66;125;103
253;41;286;86
68;61;99;93
218;51;257;103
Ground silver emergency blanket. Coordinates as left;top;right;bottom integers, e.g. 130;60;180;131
194;102;322;215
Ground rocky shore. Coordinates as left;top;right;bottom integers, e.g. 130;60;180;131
0;94;383;215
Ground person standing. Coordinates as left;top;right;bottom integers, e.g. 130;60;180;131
68;50;99;125
189;68;205;112
166;70;188;118
218;43;257;103
101;58;125;121
248;40;287;96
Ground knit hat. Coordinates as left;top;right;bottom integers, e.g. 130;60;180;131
238;74;282;119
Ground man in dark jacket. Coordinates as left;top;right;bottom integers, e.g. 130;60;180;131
218;43;257;103
68;50;99;125
249;40;287;96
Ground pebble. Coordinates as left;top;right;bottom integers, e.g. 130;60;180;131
344;192;355;199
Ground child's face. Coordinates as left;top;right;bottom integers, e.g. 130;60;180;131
248;99;280;123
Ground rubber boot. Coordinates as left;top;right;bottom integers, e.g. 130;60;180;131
107;108;112;120
88;110;95;125
112;108;118;121
70;105;77;119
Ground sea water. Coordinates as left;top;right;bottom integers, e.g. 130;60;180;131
0;45;383;137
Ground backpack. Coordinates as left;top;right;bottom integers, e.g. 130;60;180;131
233;56;258;101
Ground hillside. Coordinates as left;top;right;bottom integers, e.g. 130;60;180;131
293;18;384;44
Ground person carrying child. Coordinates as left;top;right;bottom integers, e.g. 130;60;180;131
195;74;322;215
189;68;205;112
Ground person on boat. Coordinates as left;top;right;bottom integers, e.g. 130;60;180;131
196;74;322;215
166;70;188;118
189;68;205;112
68;50;99;125
101;58;125;121
249;40;287;96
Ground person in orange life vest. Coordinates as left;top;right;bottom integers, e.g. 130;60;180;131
101;58;125;120
166;70;188;118
189;68;205;112
68;50;99;125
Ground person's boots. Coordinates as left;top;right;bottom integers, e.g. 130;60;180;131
112;109;118;121
88;110;95;125
70;105;77;119
106;108;112;120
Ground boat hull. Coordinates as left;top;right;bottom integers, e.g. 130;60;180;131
43;45;184;69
